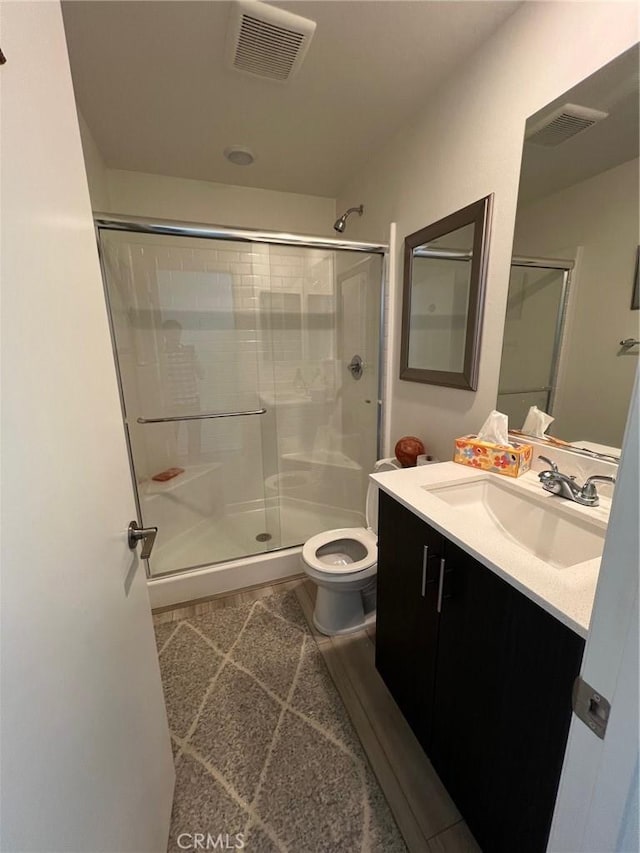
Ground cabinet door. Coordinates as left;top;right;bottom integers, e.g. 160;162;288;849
431;540;585;853
429;540;512;847
489;590;585;853
375;492;443;748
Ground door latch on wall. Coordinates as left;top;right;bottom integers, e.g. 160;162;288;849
572;676;610;739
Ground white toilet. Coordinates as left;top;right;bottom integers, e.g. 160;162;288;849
301;458;401;635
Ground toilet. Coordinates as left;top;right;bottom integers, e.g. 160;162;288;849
301;458;401;635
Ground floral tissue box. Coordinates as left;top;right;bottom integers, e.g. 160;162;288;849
453;435;533;478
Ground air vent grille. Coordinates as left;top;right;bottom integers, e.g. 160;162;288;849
236;15;305;80
526;103;609;147
227;1;316;82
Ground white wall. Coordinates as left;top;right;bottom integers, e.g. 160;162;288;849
1;3;174;849
104;168;337;236
77;110;110;210
76;119;336;236
512;157;639;447
336;1;638;460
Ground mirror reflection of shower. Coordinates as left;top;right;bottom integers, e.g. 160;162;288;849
334;204;364;233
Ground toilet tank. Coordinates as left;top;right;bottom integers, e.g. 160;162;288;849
366;457;401;533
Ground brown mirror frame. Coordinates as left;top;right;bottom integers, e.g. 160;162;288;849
400;194;493;390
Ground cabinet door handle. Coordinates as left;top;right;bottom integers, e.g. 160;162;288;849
437;557;446;613
421;545;429;597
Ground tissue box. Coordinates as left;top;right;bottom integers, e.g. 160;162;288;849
453;435;533;478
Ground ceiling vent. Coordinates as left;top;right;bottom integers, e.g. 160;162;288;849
226;1;316;82
525;103;609;147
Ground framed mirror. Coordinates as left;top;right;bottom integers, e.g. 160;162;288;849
400;194;493;390
497;45;639;459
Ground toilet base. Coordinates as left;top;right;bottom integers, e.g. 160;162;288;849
312;581;376;636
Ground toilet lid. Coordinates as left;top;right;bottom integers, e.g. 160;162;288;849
302;527;377;574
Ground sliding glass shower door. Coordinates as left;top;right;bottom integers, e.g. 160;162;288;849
100;227;382;577
497;262;570;428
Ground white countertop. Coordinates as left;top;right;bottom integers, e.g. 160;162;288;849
371;462;612;638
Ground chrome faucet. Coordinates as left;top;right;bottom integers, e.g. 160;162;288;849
537;456;616;507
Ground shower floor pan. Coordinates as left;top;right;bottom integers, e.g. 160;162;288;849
148;497;364;578
147;498;364;609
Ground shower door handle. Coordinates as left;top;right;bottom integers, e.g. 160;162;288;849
127;520;158;560
136;407;266;424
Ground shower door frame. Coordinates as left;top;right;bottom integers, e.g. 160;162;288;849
499;255;574;417
94;213;388;580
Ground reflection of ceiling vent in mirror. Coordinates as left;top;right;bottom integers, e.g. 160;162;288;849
226;0;316;82
525;103;609;147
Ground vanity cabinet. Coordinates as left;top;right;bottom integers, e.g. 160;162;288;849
375;492;585;853
375;491;443;750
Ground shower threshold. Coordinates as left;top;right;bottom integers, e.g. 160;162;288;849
148;497;364;580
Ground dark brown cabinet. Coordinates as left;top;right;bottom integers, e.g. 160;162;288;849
376;493;585;853
375;491;443;749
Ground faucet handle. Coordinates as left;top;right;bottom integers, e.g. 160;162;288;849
581;474;616;504
538;455;558;473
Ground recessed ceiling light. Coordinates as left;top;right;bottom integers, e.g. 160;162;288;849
224;146;255;166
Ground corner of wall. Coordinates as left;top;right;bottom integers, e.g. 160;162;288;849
76;110;110;212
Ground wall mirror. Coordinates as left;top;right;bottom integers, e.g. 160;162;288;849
400;195;493;390
498;45;639;459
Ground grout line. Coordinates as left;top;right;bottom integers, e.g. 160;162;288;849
319;637;426;851
425;818;467;844
294;585;427;850
329;633;433;848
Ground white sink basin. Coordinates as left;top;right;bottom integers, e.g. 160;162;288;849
423;477;605;569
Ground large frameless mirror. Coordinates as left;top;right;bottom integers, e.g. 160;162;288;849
497;45;639;459
400;195;493;390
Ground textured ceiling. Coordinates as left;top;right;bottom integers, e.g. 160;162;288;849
62;0;520;197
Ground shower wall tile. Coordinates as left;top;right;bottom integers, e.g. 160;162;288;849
240;252;269;264
251;264;271;277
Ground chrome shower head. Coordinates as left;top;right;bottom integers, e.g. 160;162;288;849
333;204;364;233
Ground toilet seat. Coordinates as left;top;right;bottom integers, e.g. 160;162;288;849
302;527;377;575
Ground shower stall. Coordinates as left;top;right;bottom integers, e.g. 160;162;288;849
97;216;385;593
497;256;573;427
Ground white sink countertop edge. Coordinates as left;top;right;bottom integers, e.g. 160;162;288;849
371;462;612;638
